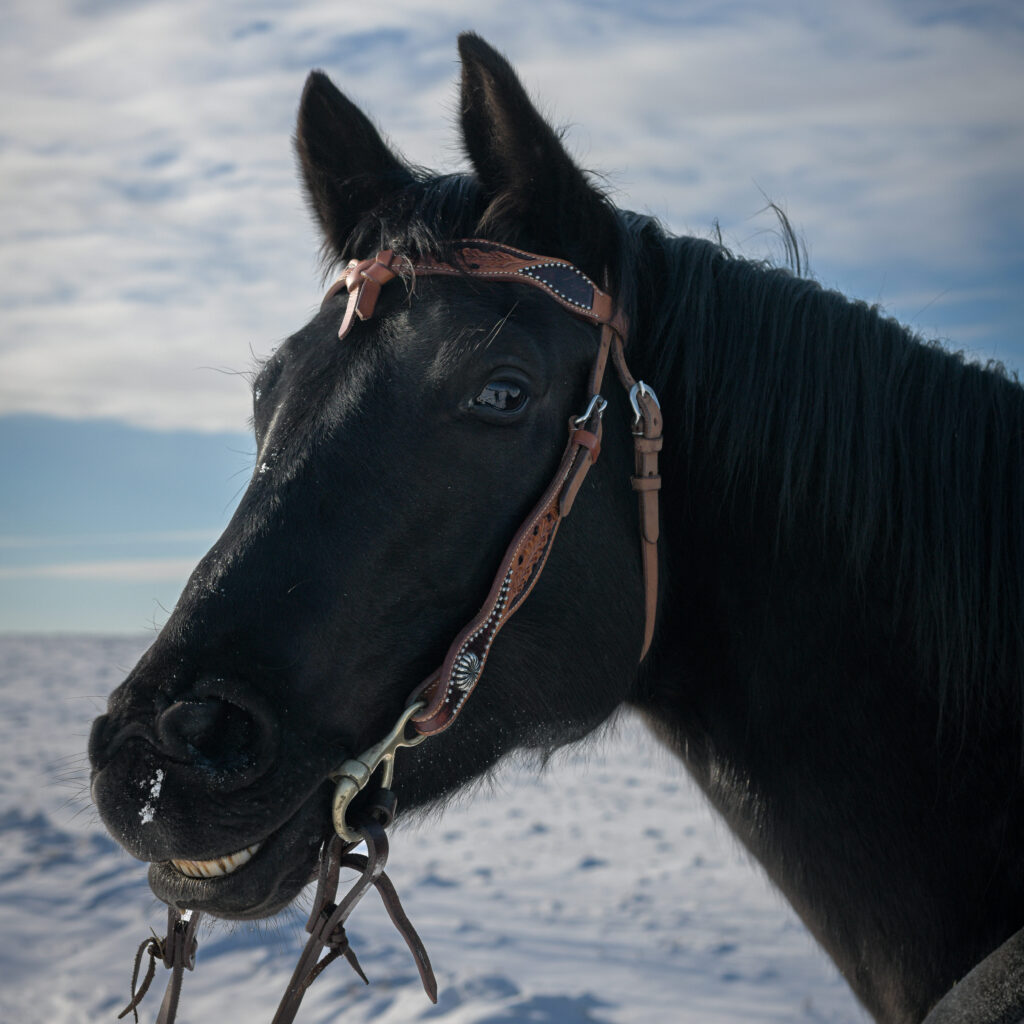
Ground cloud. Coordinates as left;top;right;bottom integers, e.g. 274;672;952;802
1;0;1022;431
0;557;197;582
0;529;218;549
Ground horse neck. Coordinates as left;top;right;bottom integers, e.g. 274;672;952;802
625;234;1024;1020
629;231;1024;723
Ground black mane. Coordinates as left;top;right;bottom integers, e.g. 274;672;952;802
329;171;484;271
619;213;1024;741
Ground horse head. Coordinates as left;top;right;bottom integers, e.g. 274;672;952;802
86;30;1024;1024
88;34;651;921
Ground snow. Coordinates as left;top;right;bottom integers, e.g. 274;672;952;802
139;769;164;825
0;634;869;1023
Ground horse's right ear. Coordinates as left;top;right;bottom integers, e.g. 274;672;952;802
295;71;412;260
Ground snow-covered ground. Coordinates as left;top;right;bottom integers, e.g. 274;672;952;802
0;634;870;1023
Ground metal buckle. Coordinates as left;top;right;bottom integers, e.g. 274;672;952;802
330;701;427;844
573;394;607;427
629;381;660;433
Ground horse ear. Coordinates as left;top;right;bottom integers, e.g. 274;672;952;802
457;33;616;267
295;71;412;259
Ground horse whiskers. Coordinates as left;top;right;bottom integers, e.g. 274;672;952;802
477;304;519;353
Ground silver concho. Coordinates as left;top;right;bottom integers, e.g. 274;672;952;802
450;650;482;694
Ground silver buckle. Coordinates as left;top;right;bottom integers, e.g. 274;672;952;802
573;394;608;427
629;381;660;432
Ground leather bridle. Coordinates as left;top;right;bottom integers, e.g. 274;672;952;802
324;240;662;750
124;239;663;1024
326;240;662;844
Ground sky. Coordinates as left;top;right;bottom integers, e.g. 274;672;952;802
1;0;1022;631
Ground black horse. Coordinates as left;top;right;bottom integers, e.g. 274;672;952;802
88;34;1024;1024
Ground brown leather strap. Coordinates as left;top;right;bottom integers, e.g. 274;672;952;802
325;249;404;343
607;334;662;658
410;397;607;734
119;936;160;1023
630;392;662;659
324;241;629;342
410;240;628;339
119;908;200;1024
272;824;436;1024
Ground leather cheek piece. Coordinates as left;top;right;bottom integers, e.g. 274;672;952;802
559;422;604;518
571;428;601;461
631;476;661;544
631;435;663;546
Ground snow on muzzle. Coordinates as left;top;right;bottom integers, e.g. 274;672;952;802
171;842;262;879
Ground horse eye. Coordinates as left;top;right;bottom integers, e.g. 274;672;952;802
472;380;529;414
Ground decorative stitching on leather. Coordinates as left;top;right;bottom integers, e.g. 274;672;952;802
518;264;594;311
409;258;605;323
436;474;570;718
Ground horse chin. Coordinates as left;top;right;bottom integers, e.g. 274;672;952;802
147;785;331;920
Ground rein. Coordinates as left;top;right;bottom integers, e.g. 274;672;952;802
122;239;662;1022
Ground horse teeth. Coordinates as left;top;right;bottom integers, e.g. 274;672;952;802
170;843;261;879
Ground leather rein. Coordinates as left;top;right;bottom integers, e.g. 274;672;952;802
123;239;662;1023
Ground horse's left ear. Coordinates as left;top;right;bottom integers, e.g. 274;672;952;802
458;33;618;275
295;70;413;261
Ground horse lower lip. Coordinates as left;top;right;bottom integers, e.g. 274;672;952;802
170;843;262;879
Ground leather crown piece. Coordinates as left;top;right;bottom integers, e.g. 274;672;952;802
323;240;662;736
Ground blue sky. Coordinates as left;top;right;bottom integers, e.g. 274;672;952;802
1;0;1022;631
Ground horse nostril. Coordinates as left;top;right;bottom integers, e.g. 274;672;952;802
157;700;221;757
156;697;271;781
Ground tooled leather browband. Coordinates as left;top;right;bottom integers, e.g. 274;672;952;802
324;240;662;736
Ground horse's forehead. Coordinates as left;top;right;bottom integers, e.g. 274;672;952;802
264;283;593;447
253;297;458;448
385;282;595;372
